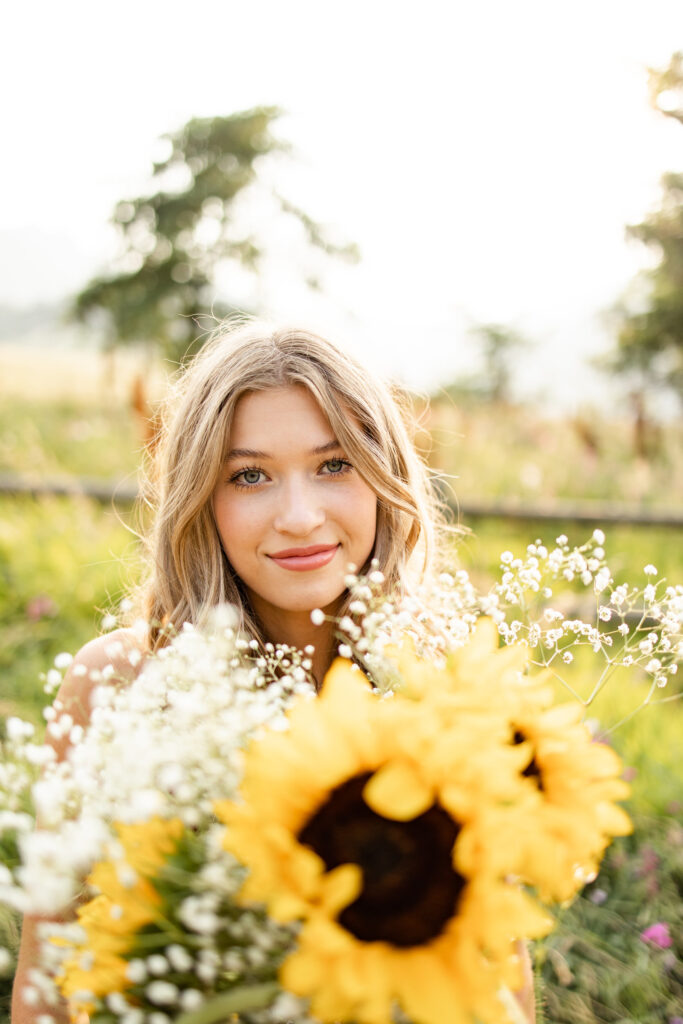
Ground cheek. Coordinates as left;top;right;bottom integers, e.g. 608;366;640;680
213;495;254;562
348;484;378;547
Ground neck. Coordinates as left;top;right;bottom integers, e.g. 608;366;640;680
248;601;340;690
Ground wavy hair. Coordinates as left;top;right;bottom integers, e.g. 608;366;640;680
136;321;452;649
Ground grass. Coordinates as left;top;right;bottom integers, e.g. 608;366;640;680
0;496;139;721
0;396;142;481
1;365;682;1022
424;397;683;509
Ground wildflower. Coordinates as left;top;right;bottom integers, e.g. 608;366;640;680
26;594;58;621
146;981;179;1006
310;609;325;626
592;529;605;545
640;922;673;949
594;569;611;594
644;564;658;576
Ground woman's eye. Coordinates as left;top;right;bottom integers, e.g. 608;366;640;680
232;468;265;487
323;458;351;475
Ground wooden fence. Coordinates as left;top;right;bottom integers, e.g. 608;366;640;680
1;474;682;528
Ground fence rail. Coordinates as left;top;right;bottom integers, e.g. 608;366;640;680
2;473;682;528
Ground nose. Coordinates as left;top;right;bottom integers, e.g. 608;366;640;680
273;477;325;536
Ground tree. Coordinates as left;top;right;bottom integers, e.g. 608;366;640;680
440;322;529;405
70;108;358;362
610;52;683;402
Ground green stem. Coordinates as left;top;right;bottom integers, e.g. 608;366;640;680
173;983;281;1024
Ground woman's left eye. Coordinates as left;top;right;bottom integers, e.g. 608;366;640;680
322;458;352;476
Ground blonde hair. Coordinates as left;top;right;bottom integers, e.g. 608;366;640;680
138;321;452;648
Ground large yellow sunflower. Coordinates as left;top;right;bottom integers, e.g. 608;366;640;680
58;817;184;1016
216;662;552;1024
388;621;632;902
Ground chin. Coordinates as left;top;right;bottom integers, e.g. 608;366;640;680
277;583;347;614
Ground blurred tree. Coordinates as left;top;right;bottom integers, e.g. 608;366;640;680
609;52;683;403
70;108;358;362
441;322;529;405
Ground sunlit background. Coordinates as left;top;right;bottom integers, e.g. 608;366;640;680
2;0;683;407
1;5;683;1020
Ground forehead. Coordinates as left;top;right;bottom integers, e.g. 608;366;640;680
229;385;336;448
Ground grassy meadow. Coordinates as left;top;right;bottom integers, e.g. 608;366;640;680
0;345;682;1021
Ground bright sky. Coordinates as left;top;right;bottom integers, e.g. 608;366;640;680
3;0;683;408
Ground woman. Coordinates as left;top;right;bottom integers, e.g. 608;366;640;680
12;322;535;1023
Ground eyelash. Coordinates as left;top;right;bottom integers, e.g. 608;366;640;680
229;458;353;490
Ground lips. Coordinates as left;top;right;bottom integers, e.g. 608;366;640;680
268;543;340;572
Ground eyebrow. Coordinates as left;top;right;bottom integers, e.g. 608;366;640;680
224;439;344;461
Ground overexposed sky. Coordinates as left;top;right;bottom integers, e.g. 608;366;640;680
3;0;683;408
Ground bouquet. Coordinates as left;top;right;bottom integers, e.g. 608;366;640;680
1;532;681;1024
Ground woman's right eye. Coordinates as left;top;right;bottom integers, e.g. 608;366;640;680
231;468;265;488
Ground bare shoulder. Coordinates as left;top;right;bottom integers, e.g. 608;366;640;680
52;627;149;747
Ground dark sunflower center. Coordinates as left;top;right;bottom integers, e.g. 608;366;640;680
298;772;465;947
512;729;545;791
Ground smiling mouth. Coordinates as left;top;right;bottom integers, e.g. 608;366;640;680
268;544;340;572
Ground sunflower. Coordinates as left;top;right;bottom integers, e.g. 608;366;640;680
216;661;552;1024
58;817;184;1016
391;621;632;902
494;701;631;902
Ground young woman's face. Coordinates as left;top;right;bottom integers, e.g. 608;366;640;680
212;385;378;629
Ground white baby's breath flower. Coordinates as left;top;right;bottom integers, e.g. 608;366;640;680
121;1012;144;1024
106;992;131;1014
594;568;612;594
146;981;179;1006
125;960;147;983
310;609;325;626
166;945;194;973
45;669;62;691
644;564;658;576
592;529;605;545
179;990;203;1012
147;955;170;976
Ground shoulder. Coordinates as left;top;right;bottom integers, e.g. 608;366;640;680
49;627;149;759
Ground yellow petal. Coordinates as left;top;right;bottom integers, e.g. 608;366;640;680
363;759;433;821
320;863;363;916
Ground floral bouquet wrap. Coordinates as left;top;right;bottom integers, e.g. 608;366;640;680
1;533;681;1024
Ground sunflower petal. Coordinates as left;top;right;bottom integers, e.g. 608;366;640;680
362;759;433;820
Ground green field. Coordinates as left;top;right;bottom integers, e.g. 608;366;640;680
0;382;681;1022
